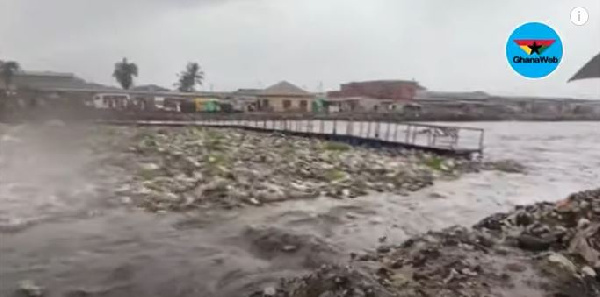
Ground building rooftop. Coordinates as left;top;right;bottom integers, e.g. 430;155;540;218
132;84;171;92
344;79;418;84
0;70;123;92
233;88;263;96
415;91;491;100
15;70;77;78
8;71;88;91
341;79;426;91
262;81;310;96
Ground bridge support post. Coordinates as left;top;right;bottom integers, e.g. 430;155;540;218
320;119;324;134
345;119;351;135
412;127;418;144
385;122;391;141
333;119;337;135
359;120;364;137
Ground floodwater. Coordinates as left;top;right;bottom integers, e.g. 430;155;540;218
0;121;598;297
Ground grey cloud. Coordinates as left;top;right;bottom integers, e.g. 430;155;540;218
1;0;599;98
1;0;230;50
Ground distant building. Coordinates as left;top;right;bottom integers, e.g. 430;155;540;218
326;80;425;112
85;93;132;110
0;70;120;108
327;80;425;101
0;71;91;91
258;81;314;112
415;91;490;100
228;89;261;112
334;97;397;112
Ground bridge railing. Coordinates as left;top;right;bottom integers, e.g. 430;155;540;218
129;118;484;153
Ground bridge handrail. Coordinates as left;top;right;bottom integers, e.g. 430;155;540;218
98;117;485;154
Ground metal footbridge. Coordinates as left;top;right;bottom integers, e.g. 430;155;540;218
100;116;484;159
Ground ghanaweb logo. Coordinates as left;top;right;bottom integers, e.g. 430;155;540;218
506;22;563;78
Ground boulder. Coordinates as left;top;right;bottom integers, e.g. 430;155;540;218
518;234;552;251
547;253;578;275
568;223;600;266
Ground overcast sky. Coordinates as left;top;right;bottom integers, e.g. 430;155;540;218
1;0;599;98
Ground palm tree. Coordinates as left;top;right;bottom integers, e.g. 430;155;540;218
176;62;204;92
113;57;138;90
0;60;21;95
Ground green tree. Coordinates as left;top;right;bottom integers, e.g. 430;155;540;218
0;60;21;95
176;62;204;92
113;57;138;90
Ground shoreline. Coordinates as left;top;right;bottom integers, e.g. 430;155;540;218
2;109;600;124
247;188;600;297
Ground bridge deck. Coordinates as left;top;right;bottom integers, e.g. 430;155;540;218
99;119;484;158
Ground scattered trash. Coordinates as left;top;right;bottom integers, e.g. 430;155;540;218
17;280;44;297
109;127;504;213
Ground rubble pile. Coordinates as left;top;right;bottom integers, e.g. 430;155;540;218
247;265;395;297
473;188;600;295
250;189;600;297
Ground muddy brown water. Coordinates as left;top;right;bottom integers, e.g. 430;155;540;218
0;121;599;297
